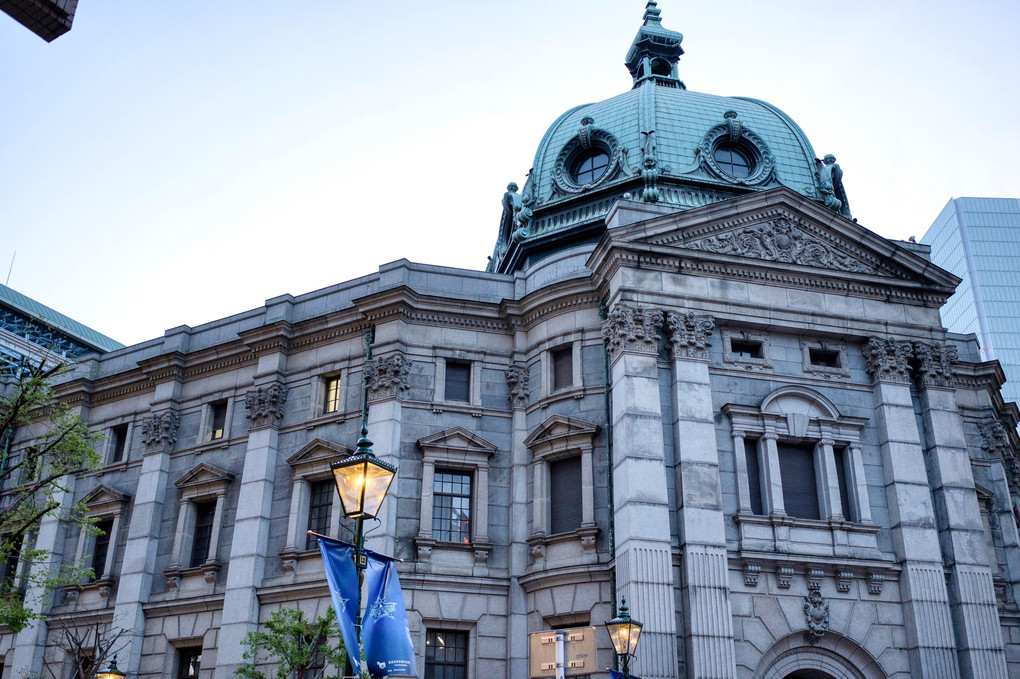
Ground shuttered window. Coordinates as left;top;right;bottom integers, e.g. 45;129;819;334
744;439;763;515
777;443;819;520
833;446;853;520
550;456;582;534
552;346;573;391
445;361;470;403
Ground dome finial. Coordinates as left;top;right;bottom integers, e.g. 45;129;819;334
625;1;685;88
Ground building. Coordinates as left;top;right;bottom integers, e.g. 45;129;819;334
0;0;78;42
3;3;1020;678
921;197;1020;406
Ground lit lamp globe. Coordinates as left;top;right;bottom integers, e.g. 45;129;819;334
606;598;642;660
96;654;126;679
330;427;396;519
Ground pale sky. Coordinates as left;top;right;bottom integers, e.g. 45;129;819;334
3;1;1019;347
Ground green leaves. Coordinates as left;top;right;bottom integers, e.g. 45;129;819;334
235;606;347;679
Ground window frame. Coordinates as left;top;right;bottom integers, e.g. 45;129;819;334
283;438;351;568
322;373;343;415
801;339;850;380
201;398;233;444
432;351;484;410
431;469;473;544
543;340;583;396
74;484;130;593
425;629;469;679
176;647;203;679
722;330;772;371
106;422;131;465
169;463;234;583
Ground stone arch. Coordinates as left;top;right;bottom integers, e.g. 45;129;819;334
755;632;887;679
761;385;841;420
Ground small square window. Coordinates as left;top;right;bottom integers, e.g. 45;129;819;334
551;347;573;391
444;361;471;403
177;647;202;679
730;340;763;359
323;375;342;414
109;425;128;463
809;348;841;368
209;402;227;441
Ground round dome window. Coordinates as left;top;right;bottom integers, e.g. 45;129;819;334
572;150;610;184
713;143;754;178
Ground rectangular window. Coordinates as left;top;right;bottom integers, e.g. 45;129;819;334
777;443;819;520
425;630;468;679
833;447;853;520
730;339;763;359
744;439;763;515
550;456;583;534
808;348;841;368
110;425;128;463
552;346;573;391
190;501;216;568
0;549;18;591
306;479;333;549
90;518;114;580
210;401;227;441
433;470;471;543
177;647;202;679
323;375;342;414
444;361;470;403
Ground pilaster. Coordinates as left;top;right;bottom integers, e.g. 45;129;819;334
665;311;737;679
602;304;678;679
506;360;531;679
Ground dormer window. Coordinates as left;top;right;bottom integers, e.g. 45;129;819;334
713;143;753;178
572;150;609;184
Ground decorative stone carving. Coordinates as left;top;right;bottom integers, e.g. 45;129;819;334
551;120;622;195
280;549;298;573
912;341;958;389
98;582;111;599
473;542;492;563
666;311;714;360
415;537;435;562
804;589;830;645
816;154;853;220
863;337;913;383
505;363;529;409
807;567;824;591
868;572;885;595
601;304;663;359
697;113;777;187
165;568;181;590
364;354;410;401
684;217;875;274
777;565;794;589
837;570;853;593
244;383;288;429
140;411;180;452
639;130;660;203
744;563;761;587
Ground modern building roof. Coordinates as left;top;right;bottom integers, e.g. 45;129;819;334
0;282;123;354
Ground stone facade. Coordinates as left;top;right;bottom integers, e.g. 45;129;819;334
4;6;1020;679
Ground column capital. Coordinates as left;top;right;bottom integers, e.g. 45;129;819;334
244;383;288;430
601;304;663;360
912;341;958;389
863;337;912;384
365;353;410;402
665;311;714;360
140;410;180;454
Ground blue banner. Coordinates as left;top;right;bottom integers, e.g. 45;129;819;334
362;553;419;677
317;537;363;675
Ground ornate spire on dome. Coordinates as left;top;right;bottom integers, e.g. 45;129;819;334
625;1;685;89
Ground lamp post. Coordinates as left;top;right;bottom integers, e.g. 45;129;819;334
95;653;126;679
330;425;396;663
605;598;642;679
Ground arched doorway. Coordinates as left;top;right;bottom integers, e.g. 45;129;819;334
785;670;837;679
756;632;888;679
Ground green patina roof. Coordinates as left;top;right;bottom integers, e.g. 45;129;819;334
0;282;124;353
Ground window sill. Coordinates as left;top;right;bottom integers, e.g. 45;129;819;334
429;402;483;418
527;524;599;561
734;513;879;534
734;512;882;560
304;411;351;430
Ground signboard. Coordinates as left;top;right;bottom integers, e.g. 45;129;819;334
528;626;597;678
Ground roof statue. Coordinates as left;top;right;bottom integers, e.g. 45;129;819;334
488;1;856;274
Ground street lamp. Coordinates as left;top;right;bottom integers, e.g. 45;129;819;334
606;598;642;678
330;425;396;660
96;653;126;679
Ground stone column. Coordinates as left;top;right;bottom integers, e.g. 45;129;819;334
913;342;1008;679
506;361;531;679
362;352;409;557
863;338;960;678
666;311;737;679
214;381;288;678
602;305;677;679
111;407;180;676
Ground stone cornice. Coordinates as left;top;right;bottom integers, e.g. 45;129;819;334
238;321;293;355
137;351;187;383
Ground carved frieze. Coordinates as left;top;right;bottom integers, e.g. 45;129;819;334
601;305;663;359
666;311;714;360
863;337;912;384
683;217;875;274
913;341;958;389
804;589;830;645
244;384;288;429
365;354;410;402
505;363;529;409
140;411;180;452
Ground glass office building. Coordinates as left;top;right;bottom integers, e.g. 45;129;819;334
922;197;1020;404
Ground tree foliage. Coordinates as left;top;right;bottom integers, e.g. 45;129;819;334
235;606;347;679
0;358;102;632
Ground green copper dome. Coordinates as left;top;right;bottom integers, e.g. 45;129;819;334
489;2;851;274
